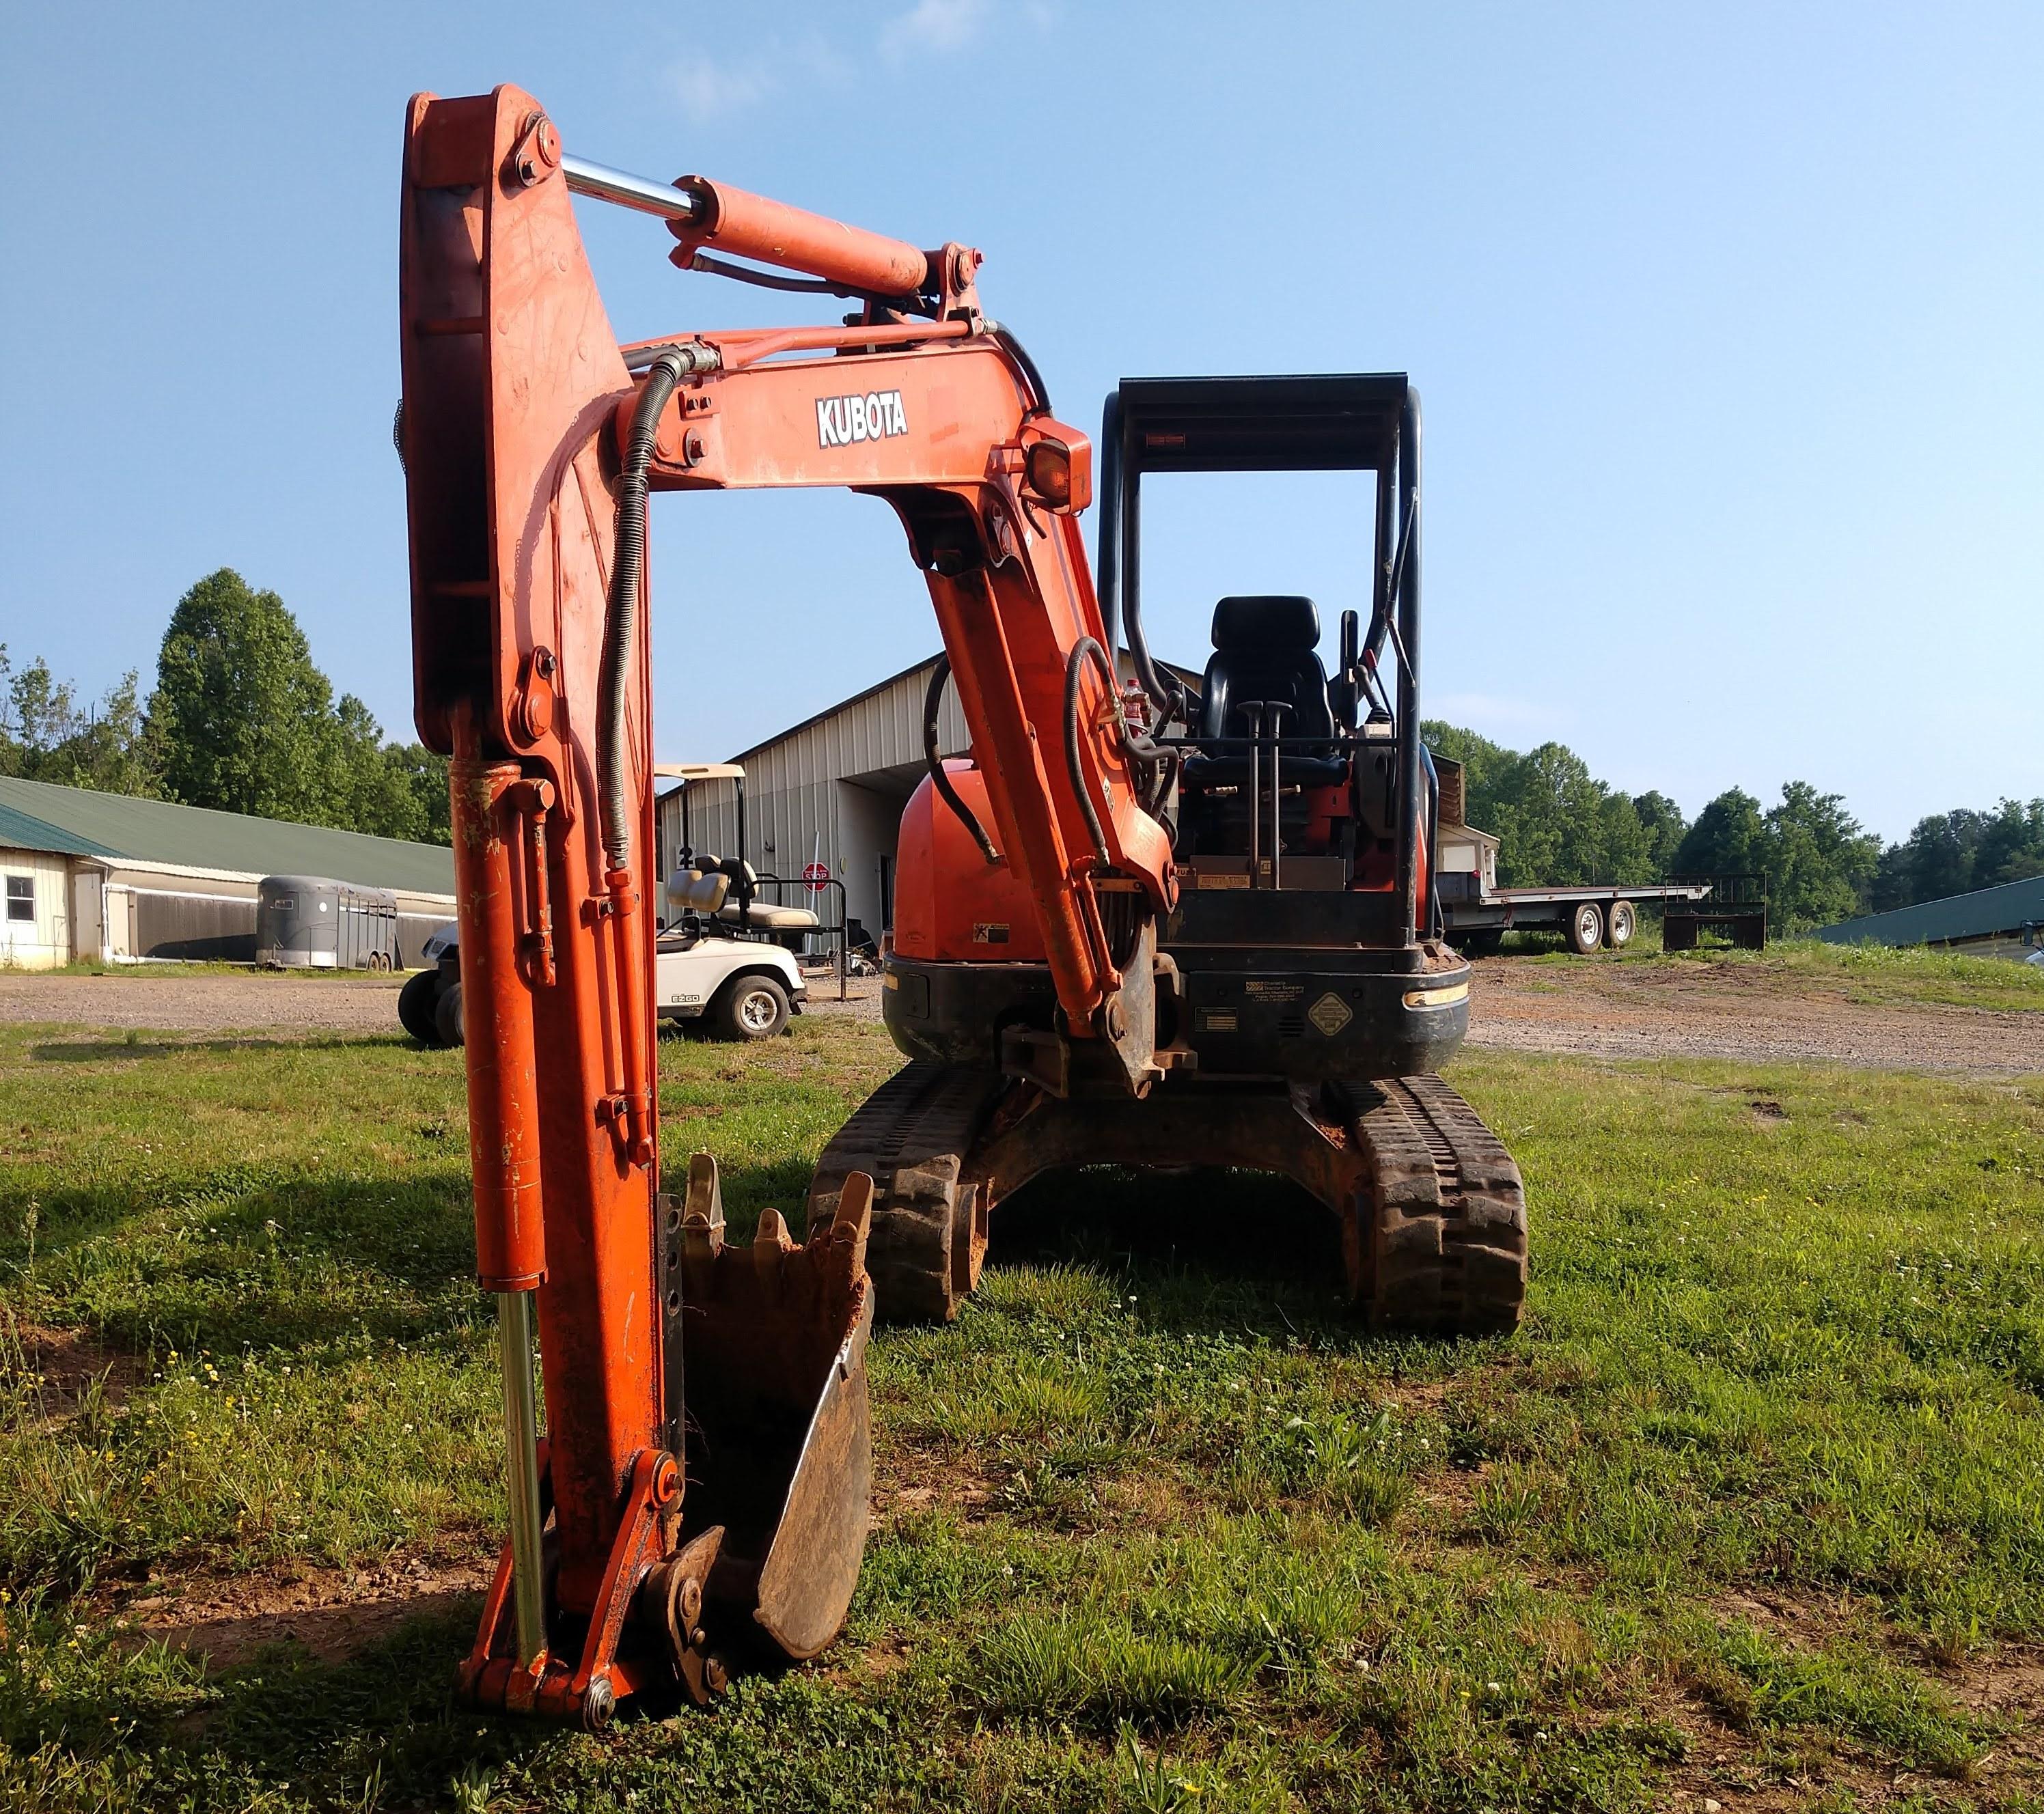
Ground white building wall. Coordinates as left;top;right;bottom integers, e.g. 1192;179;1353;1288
0;848;80;968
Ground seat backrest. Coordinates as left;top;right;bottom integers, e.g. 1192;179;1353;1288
1196;596;1336;746
667;867;731;913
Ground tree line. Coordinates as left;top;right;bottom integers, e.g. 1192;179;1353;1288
1424;721;2043;933
0;570;450;846
7;572;2040;920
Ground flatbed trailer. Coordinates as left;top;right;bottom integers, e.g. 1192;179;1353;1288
1441;880;1715;955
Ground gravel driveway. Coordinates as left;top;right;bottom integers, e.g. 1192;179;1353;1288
1466;958;2044;1073
0;971;409;1036
3;960;2039;1073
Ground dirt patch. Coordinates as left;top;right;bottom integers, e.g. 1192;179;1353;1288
1939;1644;2044;1777
0;971;404;1037
3;1317;143;1419
107;1550;494;1670
1466;957;2044;1074
874;1438;1003;1522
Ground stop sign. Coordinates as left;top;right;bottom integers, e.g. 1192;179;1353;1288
801;861;831;893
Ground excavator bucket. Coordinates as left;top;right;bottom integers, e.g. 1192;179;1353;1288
669;1155;874;1663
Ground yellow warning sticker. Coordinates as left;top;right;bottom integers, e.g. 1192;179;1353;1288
1308;992;1354;1036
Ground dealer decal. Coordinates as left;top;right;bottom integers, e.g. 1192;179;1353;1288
816;390;908;447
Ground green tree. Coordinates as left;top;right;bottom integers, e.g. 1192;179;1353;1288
0;647;161;796
1597;789;1653;884
327;694;452;844
387;741;454;845
148;569;451;844
1973;798;2044;890
1672;787;1768;880
151;570;339;821
1424;723;1679;887
1632;790;1687;876
1871;808;1987;910
1763;781;1880;930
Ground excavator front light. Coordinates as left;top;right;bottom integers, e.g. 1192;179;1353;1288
1024;438;1075;510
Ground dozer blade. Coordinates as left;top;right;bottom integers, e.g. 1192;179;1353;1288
669;1154;874;1662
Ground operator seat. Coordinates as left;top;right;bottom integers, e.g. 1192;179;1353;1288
1183;595;1348;788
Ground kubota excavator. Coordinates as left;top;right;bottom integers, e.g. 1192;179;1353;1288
399;83;1525;1727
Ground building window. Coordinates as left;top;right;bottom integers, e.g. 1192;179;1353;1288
4;876;31;923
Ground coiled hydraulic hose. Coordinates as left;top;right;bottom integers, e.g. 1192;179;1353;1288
923;656;999;865
1064;636;1168;868
598;348;693;874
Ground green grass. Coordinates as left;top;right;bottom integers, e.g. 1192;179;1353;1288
0;1014;2040;1809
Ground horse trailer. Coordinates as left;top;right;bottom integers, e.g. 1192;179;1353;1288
256;875;402;971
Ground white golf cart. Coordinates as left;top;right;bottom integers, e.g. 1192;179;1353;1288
398;764;821;1049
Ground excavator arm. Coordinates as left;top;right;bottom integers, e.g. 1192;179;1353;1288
628;329;1176;1082
398;83;1173;1726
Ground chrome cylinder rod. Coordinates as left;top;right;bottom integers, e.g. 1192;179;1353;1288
495;1289;548;1671
563;154;704;225
1245;703;1265;889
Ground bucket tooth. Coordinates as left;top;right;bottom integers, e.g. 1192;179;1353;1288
814;1172;872;1287
684;1152;726;1265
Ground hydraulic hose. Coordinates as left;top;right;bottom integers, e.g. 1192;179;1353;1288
986;322;1050;415
598;348;690;874
1064;636;1167;868
922;656;999;865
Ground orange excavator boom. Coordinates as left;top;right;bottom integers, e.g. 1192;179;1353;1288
399;83;1180;1725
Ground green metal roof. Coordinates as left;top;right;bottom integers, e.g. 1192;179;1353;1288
0;797;120;860
1817;871;2044;948
0;776;456;896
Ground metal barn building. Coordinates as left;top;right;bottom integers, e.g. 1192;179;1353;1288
656;649;1181;947
1817;872;2044;962
0;776;456;968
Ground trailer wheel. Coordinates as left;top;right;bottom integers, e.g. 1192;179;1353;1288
1605;899;1637;949
1564;902;1605;955
398;968;441;1044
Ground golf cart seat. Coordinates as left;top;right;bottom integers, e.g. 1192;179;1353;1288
682;856;824;932
717;900;822;931
667;867;732;914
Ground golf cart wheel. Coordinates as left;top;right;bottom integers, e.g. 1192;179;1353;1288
714;974;790;1041
398;968;441;1044
434;979;466;1048
1565;902;1605;955
1605;899;1637;949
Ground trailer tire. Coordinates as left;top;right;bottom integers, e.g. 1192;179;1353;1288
1459;929;1504;957
1605;899;1636;949
712;973;790;1042
434;979;465;1048
398;968;442;1044
1564;902;1605;955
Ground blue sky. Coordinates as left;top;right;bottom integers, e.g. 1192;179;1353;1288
3;2;2038;839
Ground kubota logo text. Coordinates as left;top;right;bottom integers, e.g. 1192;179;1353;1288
816;390;908;448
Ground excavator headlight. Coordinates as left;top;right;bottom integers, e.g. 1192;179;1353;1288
1024;438;1074;509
